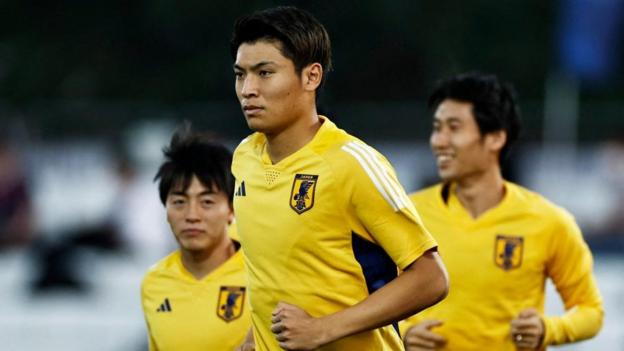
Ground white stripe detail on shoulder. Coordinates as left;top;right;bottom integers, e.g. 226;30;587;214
342;145;398;210
342;142;407;211
352;142;414;209
348;142;409;209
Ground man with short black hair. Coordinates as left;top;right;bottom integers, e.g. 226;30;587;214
141;126;250;351
401;72;603;351
231;6;449;351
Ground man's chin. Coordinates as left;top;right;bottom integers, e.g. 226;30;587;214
245;116;263;129
246;117;282;135
179;239;208;252
438;171;457;183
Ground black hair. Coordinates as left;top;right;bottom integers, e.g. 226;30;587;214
428;72;522;161
230;6;332;89
154;124;233;206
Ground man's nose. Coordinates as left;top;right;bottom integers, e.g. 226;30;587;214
430;131;449;150
185;203;201;222
240;75;259;98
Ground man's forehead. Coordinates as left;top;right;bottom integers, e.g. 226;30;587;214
434;100;474;120
235;40;287;65
169;178;217;195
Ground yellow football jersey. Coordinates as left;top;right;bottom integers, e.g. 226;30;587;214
232;116;437;351
141;248;250;351
400;182;603;350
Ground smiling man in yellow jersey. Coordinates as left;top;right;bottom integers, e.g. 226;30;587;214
141;127;250;350
230;6;449;351
401;72;603;351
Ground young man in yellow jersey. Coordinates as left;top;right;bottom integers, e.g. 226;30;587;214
141;127;250;350
401;72;603;350
230;6;449;351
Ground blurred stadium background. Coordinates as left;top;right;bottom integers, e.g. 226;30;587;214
1;1;623;350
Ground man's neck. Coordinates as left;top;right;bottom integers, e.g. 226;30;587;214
265;111;322;164
180;237;236;280
454;167;505;219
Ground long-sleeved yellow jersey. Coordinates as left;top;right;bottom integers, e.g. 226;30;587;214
400;182;603;350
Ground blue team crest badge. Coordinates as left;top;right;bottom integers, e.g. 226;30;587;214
290;174;319;214
494;235;524;271
217;286;246;322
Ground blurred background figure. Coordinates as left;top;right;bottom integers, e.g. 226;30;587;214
0;127;34;250
29;126;175;293
592;133;624;252
29;147;133;292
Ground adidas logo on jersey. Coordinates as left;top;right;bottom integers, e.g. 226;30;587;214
156;298;172;312
235;181;247;196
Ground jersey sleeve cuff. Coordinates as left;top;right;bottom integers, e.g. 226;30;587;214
398;239;438;271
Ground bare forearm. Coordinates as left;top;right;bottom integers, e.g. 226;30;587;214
320;250;448;344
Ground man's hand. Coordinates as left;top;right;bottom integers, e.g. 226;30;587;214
271;302;328;350
404;319;447;351
510;308;545;350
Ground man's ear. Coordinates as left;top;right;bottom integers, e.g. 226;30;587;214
486;130;507;153
302;63;323;92
227;205;234;226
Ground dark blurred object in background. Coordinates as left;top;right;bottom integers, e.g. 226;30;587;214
558;0;624;85
29;145;131;293
0;130;34;249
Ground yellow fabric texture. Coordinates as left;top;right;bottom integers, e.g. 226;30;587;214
232;116;437;351
400;182;603;350
141;248;250;351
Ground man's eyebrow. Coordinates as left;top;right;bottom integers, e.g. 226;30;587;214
233;61;277;71
169;189;216;197
433;116;463;123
